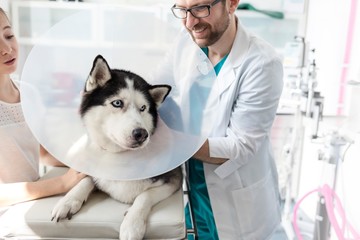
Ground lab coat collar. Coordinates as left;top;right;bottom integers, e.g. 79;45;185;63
228;18;251;69
216;19;251;95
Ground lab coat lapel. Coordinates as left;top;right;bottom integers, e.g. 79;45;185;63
216;20;251;96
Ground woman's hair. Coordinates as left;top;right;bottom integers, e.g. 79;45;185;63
0;7;11;23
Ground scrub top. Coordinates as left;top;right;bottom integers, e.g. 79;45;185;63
185;50;228;240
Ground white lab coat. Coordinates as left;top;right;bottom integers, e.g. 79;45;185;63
154;20;283;240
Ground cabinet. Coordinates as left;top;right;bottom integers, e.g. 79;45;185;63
11;1;94;45
10;0;179;78
236;10;301;53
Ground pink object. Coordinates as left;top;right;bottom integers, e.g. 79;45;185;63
292;184;360;240
338;0;358;115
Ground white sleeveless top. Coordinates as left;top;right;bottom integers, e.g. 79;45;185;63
0;81;39;184
0;80;40;216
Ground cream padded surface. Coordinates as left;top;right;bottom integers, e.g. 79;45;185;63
0;167;185;239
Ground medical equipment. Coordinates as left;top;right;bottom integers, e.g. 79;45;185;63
283;36;306;69
300;48;324;139
293;131;359;240
280;36;308;239
293;184;360;240
283;37;324;137
282;38;359;238
281;37;326;239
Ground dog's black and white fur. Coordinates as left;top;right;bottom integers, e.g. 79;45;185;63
51;55;183;240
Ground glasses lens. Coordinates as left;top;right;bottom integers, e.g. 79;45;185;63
172;8;187;19
191;6;210;18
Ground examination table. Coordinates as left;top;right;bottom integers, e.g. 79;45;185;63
0;167;186;239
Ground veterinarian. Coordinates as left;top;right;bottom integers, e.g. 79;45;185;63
0;7;86;213
158;0;284;239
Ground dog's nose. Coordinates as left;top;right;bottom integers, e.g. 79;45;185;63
132;128;149;144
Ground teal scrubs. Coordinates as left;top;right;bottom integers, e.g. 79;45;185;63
185;49;228;240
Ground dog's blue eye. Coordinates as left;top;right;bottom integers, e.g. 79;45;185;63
111;100;123;108
140;105;146;112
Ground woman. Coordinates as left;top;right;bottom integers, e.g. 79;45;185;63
0;7;85;213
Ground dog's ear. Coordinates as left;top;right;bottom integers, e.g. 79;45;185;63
85;55;112;92
149;85;171;108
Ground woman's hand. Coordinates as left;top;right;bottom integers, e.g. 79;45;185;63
0;168;87;207
60;168;87;193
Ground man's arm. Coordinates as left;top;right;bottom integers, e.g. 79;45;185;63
193;139;227;165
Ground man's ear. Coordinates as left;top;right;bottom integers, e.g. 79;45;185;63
229;0;240;14
85;55;112;92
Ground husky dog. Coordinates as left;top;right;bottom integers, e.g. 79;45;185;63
51;55;183;240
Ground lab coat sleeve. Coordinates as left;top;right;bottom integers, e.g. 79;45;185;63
210;56;283;179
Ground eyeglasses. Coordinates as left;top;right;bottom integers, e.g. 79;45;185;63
171;0;222;19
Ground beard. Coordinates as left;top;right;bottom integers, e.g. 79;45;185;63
187;15;230;48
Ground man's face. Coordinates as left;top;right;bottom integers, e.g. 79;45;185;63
175;0;230;48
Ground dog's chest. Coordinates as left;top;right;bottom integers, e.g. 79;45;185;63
93;177;163;204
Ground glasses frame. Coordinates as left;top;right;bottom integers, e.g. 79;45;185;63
171;0;222;19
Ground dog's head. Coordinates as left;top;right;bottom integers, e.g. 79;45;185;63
80;55;171;153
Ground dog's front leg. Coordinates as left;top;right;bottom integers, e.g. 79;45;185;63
51;176;95;222
119;184;176;240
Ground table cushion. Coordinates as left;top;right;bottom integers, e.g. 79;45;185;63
0;167;185;239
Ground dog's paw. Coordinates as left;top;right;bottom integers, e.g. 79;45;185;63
119;212;146;240
51;197;84;222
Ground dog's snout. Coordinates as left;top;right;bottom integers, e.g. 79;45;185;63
132;128;149;143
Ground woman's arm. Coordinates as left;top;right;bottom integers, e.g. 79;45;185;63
39;145;65;167
0;168;86;207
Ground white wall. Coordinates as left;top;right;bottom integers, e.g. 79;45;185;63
305;0;358;116
0;0;9;12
